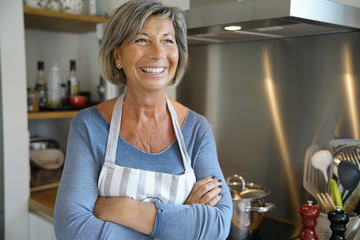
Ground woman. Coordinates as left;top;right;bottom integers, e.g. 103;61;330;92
53;0;232;239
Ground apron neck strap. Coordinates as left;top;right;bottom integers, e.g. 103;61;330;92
103;94;192;172
103;94;124;167
165;96;192;171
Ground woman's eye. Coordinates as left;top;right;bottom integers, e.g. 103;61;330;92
164;39;174;44
134;39;148;45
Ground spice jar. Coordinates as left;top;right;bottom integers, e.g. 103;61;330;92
27;87;40;112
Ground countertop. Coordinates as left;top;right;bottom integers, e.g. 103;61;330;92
29;187;58;218
29;188;302;239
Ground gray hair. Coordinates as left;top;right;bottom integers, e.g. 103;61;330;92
98;0;188;86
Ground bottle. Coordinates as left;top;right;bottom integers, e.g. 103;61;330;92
60;83;68;106
35;61;48;109
47;61;61;108
27;87;40;112
68;60;79;96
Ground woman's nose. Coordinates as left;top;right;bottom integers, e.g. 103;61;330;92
148;42;164;60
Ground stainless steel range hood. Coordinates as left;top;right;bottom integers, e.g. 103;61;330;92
186;0;360;44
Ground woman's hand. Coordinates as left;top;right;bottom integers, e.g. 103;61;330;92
184;176;222;206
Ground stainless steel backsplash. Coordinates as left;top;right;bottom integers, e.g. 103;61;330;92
177;31;360;222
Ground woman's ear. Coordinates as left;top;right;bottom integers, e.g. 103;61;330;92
113;48;122;69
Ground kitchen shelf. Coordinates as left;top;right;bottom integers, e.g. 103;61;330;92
28;111;78;120
30;181;59;193
23;6;108;33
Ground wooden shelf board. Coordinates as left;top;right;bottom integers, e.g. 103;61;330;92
29;187;58;218
28;111;78;120
23;6;108;33
31;181;60;193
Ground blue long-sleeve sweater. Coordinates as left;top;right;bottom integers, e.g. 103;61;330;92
53;106;232;240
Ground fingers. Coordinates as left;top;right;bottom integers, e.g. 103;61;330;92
205;191;222;207
185;176;223;205
193;177;221;195
203;185;222;206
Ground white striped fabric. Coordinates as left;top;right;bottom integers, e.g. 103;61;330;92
98;94;196;204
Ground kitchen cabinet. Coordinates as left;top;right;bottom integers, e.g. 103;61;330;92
29;211;56;240
25;4;108;200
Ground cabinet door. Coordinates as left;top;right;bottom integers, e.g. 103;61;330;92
29;211;56;240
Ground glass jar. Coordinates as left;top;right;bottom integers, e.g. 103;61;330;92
27;87;40;112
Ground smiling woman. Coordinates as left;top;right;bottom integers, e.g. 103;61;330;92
53;1;232;239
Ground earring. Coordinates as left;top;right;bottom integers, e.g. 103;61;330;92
117;63;121;68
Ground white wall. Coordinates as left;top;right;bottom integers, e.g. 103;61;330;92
0;0;30;239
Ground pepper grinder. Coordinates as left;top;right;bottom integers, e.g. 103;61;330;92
328;206;349;240
299;200;320;240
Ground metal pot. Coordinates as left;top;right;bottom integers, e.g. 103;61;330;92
227;175;275;240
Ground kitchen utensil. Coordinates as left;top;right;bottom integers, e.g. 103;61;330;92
329;139;360;153
317;192;335;213
303;145;320;203
226;175;275;240
311;149;332;183
342;145;360;167
334;144;360;168
344;183;360;214
330;179;343;208
345;217;360;240
338;160;360;203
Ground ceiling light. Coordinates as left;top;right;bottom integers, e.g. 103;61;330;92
224;25;242;31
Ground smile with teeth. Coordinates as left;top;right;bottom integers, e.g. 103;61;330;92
141;67;165;74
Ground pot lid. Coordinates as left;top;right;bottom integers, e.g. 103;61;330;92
227;174;271;201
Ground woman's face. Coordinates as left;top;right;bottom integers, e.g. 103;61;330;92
113;15;179;93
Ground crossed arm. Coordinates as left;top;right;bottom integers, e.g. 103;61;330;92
93;176;223;235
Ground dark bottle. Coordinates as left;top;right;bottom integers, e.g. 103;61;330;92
328;206;349;240
299;200;320;240
68;60;79;96
35;61;48;108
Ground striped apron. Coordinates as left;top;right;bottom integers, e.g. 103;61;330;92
98;94;196;204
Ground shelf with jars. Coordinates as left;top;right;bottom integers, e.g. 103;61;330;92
27;59;96;120
23;5;108;33
24;0;107;119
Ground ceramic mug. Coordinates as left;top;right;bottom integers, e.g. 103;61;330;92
24;0;49;8
61;0;83;14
